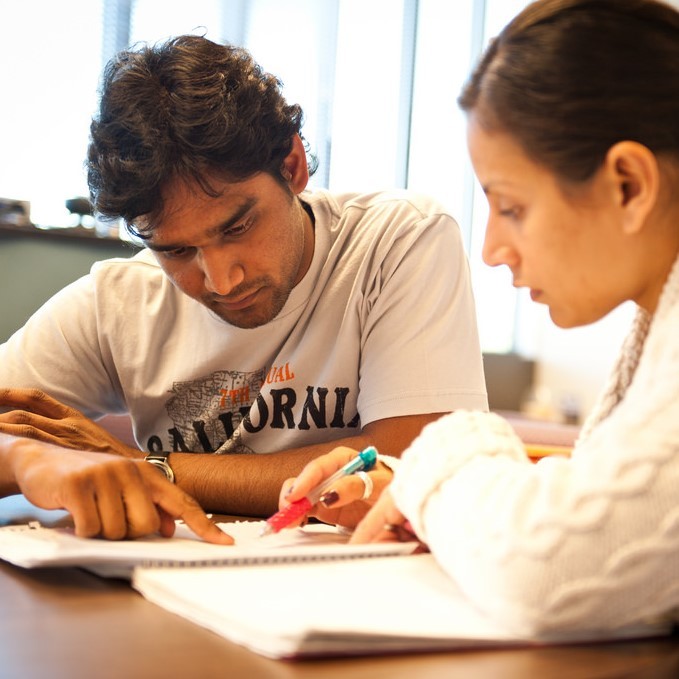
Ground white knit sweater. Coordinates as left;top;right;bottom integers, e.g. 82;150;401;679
390;255;679;636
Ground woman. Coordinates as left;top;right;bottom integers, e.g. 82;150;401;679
281;0;679;634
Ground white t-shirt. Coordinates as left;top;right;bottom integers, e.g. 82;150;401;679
0;189;487;454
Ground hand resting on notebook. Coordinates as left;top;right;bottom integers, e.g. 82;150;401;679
0;433;233;544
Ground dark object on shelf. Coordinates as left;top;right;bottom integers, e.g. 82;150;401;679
0;197;31;227
483;352;535;412
65;197;93;224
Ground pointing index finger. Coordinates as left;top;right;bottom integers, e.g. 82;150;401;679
147;476;234;545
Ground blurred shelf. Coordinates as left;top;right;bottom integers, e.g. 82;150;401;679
0;222;137;249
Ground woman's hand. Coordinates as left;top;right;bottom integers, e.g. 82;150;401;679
350;488;420;545
3;435;233;544
0;388;140;458
279;446;395;530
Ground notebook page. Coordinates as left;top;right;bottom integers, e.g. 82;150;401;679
133;553;673;659
0;520;417;577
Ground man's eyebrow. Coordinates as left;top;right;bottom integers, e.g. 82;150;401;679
145;197;257;252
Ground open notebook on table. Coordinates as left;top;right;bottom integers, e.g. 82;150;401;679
0;520;417;578
132;553;675;660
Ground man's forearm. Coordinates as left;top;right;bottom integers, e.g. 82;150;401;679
0;390;442;515
168;434;374;516
167;413;442;516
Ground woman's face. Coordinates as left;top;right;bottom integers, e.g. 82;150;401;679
467;118;643;328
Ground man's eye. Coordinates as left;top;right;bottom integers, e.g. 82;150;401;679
163;247;192;259
224;217;254;238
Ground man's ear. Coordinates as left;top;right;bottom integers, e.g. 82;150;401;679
281;134;309;194
604;141;659;234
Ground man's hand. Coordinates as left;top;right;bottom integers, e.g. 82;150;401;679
0;388;138;458
3;435;233;543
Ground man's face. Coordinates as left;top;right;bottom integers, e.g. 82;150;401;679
142;172;314;329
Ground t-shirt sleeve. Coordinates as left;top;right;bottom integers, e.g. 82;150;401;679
357;209;488;424
0;272;125;417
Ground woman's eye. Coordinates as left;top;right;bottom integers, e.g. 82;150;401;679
498;206;522;220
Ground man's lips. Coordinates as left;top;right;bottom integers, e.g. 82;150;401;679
213;288;261;311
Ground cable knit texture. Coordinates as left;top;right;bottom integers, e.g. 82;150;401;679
390;254;679;636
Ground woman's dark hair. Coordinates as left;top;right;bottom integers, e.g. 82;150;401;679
458;0;679;182
87;35;316;230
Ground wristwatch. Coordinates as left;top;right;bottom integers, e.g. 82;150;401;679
144;452;175;483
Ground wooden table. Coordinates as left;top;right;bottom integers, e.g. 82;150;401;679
1;496;678;679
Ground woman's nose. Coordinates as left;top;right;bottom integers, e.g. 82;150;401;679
482;221;519;269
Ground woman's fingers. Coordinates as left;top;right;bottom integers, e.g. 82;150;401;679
350;490;407;544
284;447;361;503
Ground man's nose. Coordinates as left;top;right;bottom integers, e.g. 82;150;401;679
199;248;245;295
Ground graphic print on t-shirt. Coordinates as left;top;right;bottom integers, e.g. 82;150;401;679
143;364;359;454
161;369;265;454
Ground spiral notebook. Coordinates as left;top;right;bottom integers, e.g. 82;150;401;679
132;552;674;659
0;520;418;578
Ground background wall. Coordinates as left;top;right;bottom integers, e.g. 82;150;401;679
0;230;138;341
512;288;636;425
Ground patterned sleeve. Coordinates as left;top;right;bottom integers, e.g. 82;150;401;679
389;391;679;635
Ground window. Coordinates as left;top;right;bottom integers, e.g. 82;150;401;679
409;0;532;353
0;0;533;351
0;0;104;227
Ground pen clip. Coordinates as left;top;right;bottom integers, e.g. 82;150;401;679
357;445;377;471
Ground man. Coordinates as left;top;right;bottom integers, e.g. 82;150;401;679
0;36;487;516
